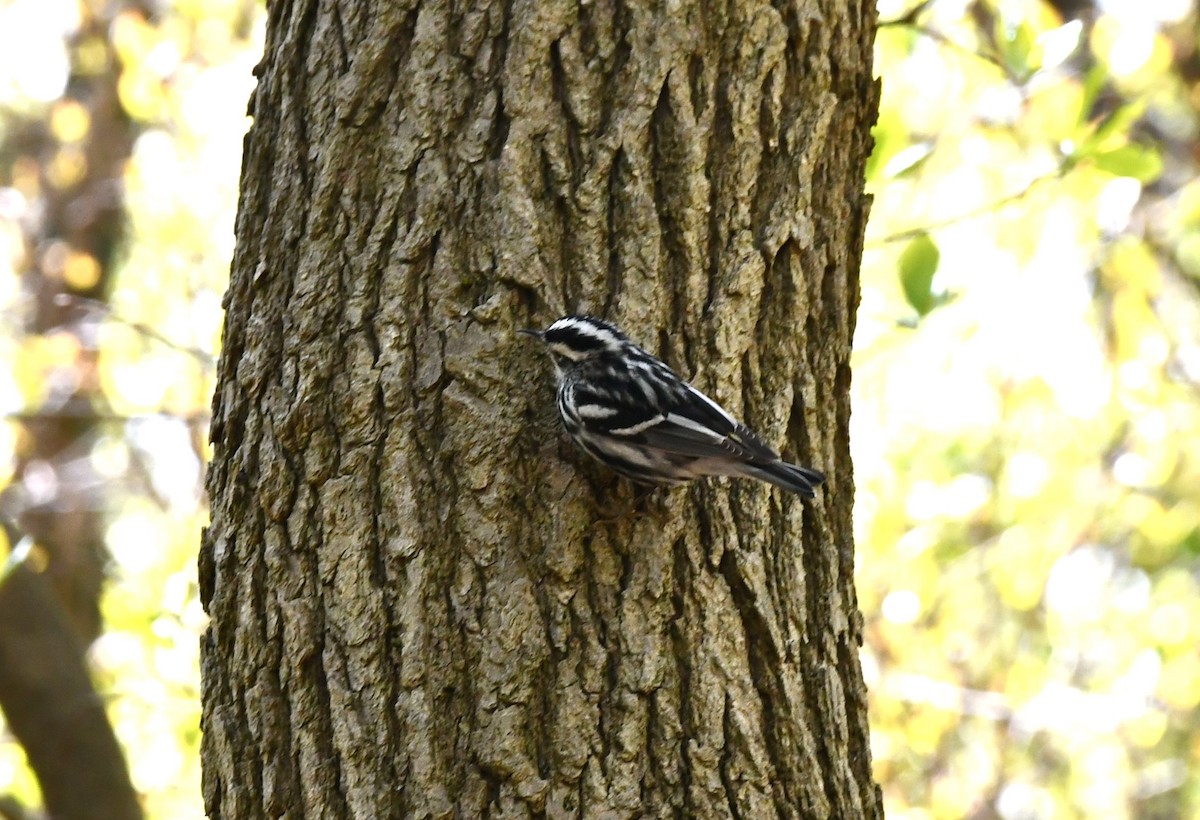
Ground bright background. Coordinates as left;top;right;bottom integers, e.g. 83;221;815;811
1;0;1197;817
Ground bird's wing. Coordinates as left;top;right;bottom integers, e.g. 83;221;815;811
645;383;779;463
573;375;777;463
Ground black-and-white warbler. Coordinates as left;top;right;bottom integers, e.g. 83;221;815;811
519;315;826;497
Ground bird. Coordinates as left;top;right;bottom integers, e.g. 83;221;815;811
519;315;825;497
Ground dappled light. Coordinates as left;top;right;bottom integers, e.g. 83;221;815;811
860;1;1199;817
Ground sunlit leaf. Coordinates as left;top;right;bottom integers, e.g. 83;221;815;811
866;106;919;184
898;232;940;316
1086;100;1149;151
1091;144;1163;183
1000;21;1038;79
1077;64;1111;127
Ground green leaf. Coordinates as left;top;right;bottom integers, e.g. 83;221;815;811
866;108;913;183
1073;99;1149;158
1005;21;1038;77
899;232;940;316
866;118;899;183
1077;65;1110;128
993;18;1038;81
1091;145;1164;183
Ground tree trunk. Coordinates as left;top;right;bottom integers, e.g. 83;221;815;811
0;565;141;820
201;0;879;817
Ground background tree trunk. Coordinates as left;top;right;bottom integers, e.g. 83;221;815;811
201;0;879;816
0;2;146;815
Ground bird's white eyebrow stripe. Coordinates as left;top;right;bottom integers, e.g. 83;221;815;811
549;317;620;348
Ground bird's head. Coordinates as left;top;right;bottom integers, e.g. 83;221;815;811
518;315;628;374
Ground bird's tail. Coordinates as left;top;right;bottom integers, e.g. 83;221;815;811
741;460;826;498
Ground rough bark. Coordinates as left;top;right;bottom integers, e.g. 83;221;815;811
202;0;879;817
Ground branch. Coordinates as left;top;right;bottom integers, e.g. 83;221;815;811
0;561;142;820
866;170;1062;246
879;20;1013;77
50;293;218;368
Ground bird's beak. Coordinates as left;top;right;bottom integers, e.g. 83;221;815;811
516;328;543;339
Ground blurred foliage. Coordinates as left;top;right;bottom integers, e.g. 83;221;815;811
860;0;1200;817
0;0;1197;817
0;0;259;816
